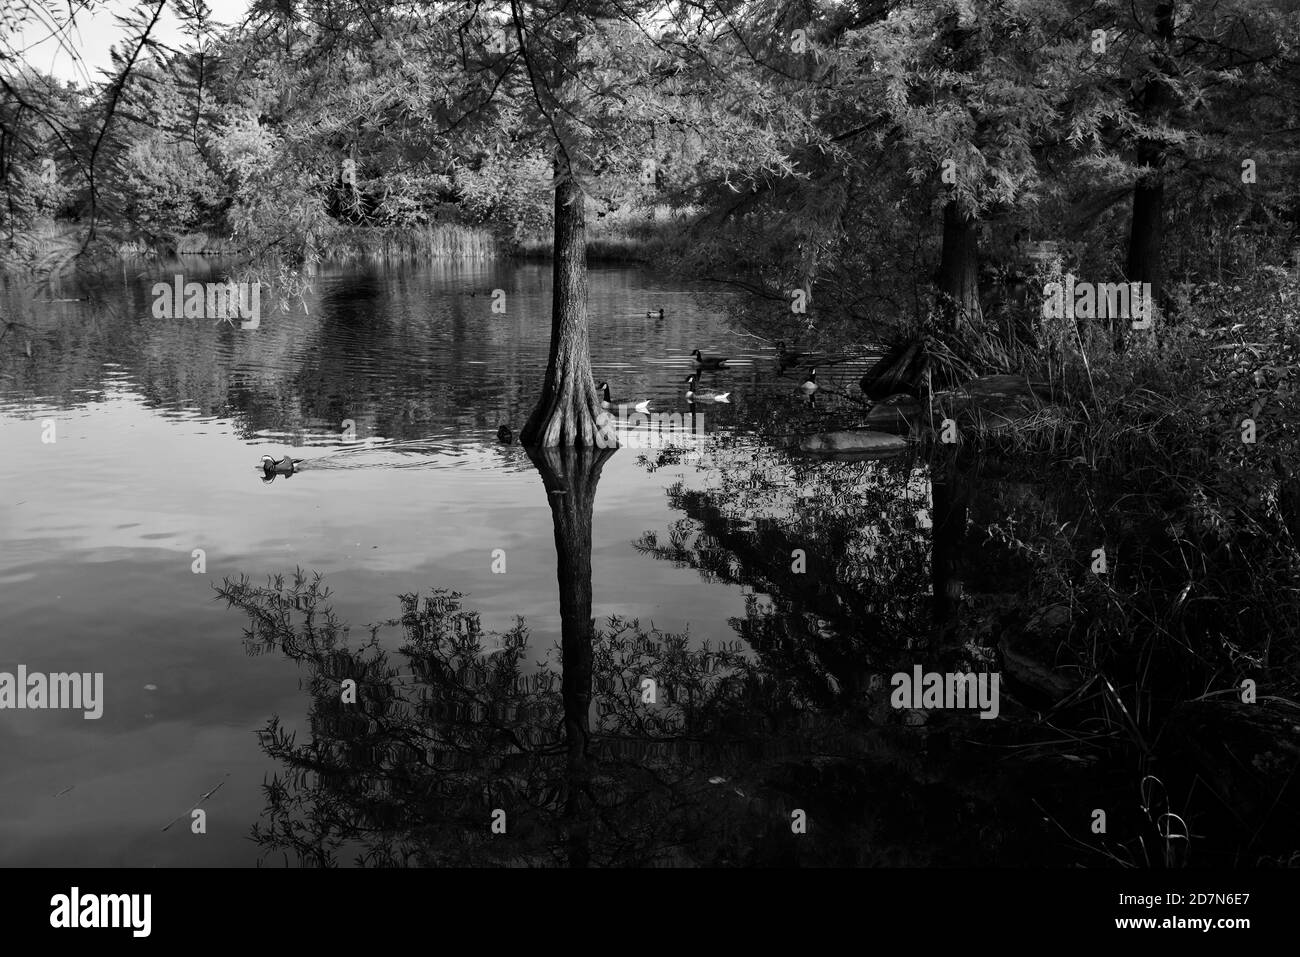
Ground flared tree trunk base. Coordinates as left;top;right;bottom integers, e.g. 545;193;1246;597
520;373;615;448
519;169;617;448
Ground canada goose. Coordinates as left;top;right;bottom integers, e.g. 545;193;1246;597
801;369;819;395
691;349;729;370
599;381;651;414
685;374;730;403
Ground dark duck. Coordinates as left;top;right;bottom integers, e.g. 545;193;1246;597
258;454;302;479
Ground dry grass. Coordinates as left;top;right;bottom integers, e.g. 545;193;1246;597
319;224;499;260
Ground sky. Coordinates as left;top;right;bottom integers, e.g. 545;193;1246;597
13;0;252;84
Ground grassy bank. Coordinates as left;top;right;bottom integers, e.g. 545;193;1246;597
4;216;681;269
315;224;499;261
2;220;504;267
937;264;1300;864
513;204;694;263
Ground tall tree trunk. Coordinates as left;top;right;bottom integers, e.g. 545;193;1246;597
528;445;613;866
1122;0;1176;350
937;200;981;330
1127;145;1165;299
520;174;612;446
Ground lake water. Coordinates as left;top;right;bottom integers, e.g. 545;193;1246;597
5;259;937;865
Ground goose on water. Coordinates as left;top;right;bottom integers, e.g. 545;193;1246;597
691;349;729;370
685;374;730;403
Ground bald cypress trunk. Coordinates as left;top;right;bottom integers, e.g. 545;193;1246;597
1127;141;1166;299
937;200;981;330
1122;0;1176;351
519;173;611;446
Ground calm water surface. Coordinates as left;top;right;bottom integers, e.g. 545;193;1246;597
1;259;897;865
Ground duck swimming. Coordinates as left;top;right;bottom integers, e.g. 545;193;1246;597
257;454;301;478
647;308;664;318
497;425;514;444
691;348;729;370
685;374;730;403
599;381;651;414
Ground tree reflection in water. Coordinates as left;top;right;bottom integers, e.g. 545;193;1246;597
220;437;1062;866
219;446;869;866
627;437;1074;865
633;439;939;701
